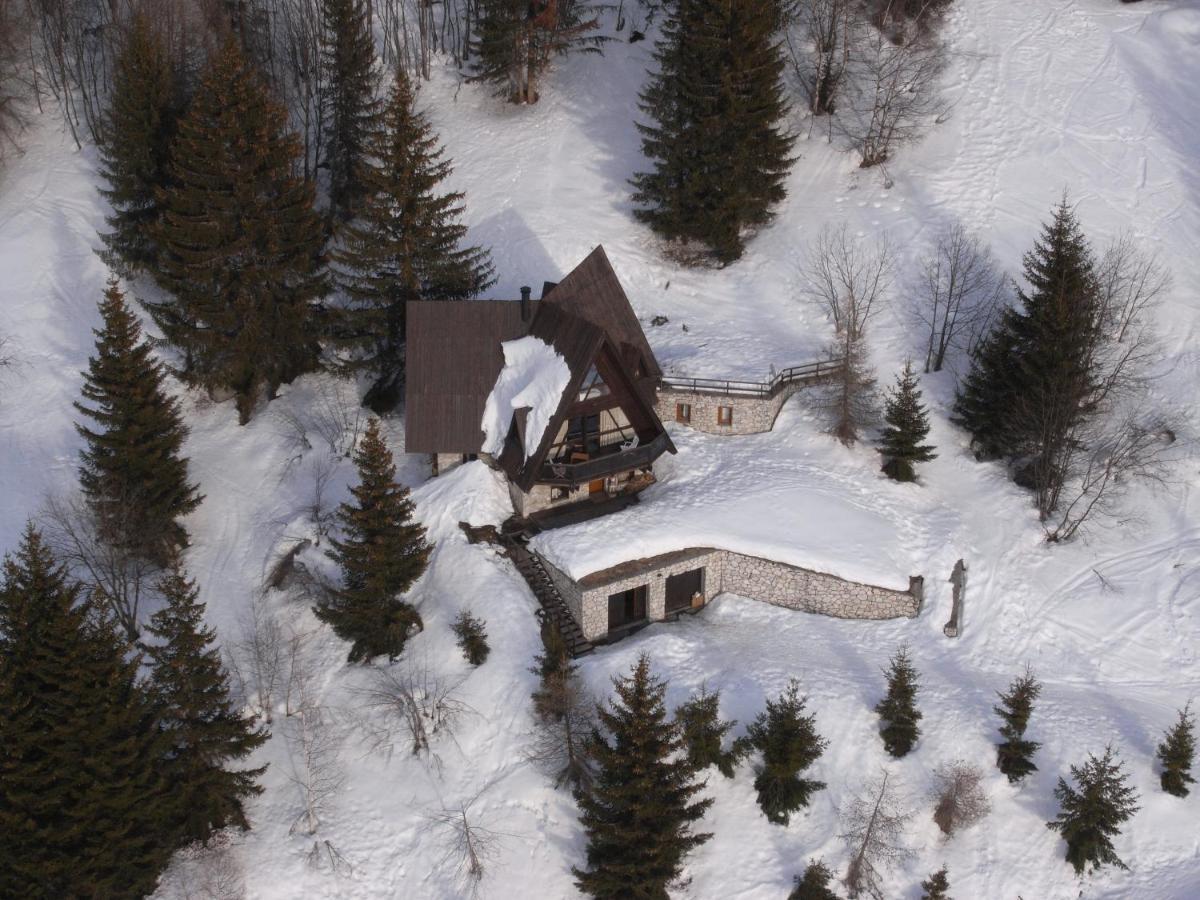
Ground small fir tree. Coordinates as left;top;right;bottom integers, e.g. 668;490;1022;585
145;565;268;846
151;38;327;423
529;616;593;789
632;0;795;264
744;679;828;825
1156;703;1195;798
97;12;176;275
789;859;839;900
920;866;951;900
451;610;490;666
875;646;922;758
75;278;202;565
319;0;379;220
1046;745;1140;874
674;685;747;778
994;668;1042;783
0;525;175;898
573;655;713;899
331;69;494;409
316;419;430;662
531;614;573;720
878;360;936;482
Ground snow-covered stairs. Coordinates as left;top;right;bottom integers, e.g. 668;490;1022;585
505;539;595;658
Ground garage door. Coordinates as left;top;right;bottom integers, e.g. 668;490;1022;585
665;568;704;613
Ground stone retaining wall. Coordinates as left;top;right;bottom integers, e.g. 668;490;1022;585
541;557;586;632
655;386;798;435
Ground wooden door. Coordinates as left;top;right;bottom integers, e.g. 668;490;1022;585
665;568;704;613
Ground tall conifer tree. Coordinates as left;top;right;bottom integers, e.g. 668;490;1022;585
878;360;936;482
1046;746;1140;874
151;39;327;424
632;0;794;264
331;69;494;408
0;525;175;898
319;0;379;220
674;685;746;778
75;278;201;564
573;655;712;899
315;419;430;662
145;566;268;845
994;668;1042;783
97;12;175;276
875;645;922;758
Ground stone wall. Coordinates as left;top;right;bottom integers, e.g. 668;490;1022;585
545;546;922;643
433;453;465;476
510;481;589;518
655;386;798;435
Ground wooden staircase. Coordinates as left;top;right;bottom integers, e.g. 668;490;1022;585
504;539;595;658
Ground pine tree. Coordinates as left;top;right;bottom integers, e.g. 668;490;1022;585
744;678;828;824
994;668;1042;784
331;69;494;409
451;610;490;666
875;645;922;758
319;0;379;221
878;360;936;482
0;525;175;898
1156;703;1195;798
75;277;201;565
1046;745;1140;874
145;565;268;846
954;200;1103;516
316;418;430;662
920;866;951;900
632;0;794;265
789;859;839;900
151;38;327;424
674;685;747;778
573;654;712;899
471;0;605;104
97;12;176;276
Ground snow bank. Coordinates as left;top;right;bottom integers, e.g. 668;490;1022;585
480;336;571;459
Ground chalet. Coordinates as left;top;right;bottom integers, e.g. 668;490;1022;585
405;246;676;518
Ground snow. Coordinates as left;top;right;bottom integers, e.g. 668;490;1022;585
1;0;1199;897
480;335;571;459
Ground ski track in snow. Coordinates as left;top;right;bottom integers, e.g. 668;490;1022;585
1;0;1200;897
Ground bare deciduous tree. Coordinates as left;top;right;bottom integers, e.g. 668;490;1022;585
930;760;990;836
227;590;285;723
424;789;510;898
174;842;245;900
0;0;32;160
840;6;946;171
526;669;595;790
914;224;1006;373
787;0;854;118
841;771;914;899
803;224;894;444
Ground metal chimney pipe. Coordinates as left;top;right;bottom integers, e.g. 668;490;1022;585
520;285;532;321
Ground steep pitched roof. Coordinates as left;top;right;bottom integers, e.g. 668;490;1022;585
404;299;538;454
542;246;662;380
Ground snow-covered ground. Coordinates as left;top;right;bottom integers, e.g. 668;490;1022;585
1;0;1198;897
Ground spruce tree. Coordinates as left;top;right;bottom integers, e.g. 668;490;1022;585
878;360;936;482
451;610;490;666
573;655;712;899
994;668;1042;784
331;69;494;409
1046;745;1140;874
145;565;268;846
471;0;605;104
316;418;430;662
875;645;922;758
151;38;327;424
97;12;176;276
920;866;951;900
1156;703;1195;798
319;0;379;221
76;277;201;565
789;859;839;900
674;685;747;778
744;679;828;825
632;0;794;265
0;525;175;898
951;311;1021;460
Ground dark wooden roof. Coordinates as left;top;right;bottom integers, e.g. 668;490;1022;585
404;299;538;454
542;246;662;380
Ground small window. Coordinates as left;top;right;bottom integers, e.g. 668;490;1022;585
675;402;691;424
550;486;572;503
717;406;733;426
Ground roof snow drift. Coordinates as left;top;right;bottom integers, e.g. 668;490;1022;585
481;336;571;459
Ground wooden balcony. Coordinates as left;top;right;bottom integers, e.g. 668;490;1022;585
537;431;672;486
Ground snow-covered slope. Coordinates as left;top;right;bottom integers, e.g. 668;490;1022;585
1;0;1198;898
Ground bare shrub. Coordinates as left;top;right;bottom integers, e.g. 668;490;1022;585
914;224;1006;373
282;625;344;837
787;0;855;118
527;669;596;790
311;378;365;457
226;591;285;723
424;790;510;898
930;760;990;836
175;843;245;900
841;771;914;899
